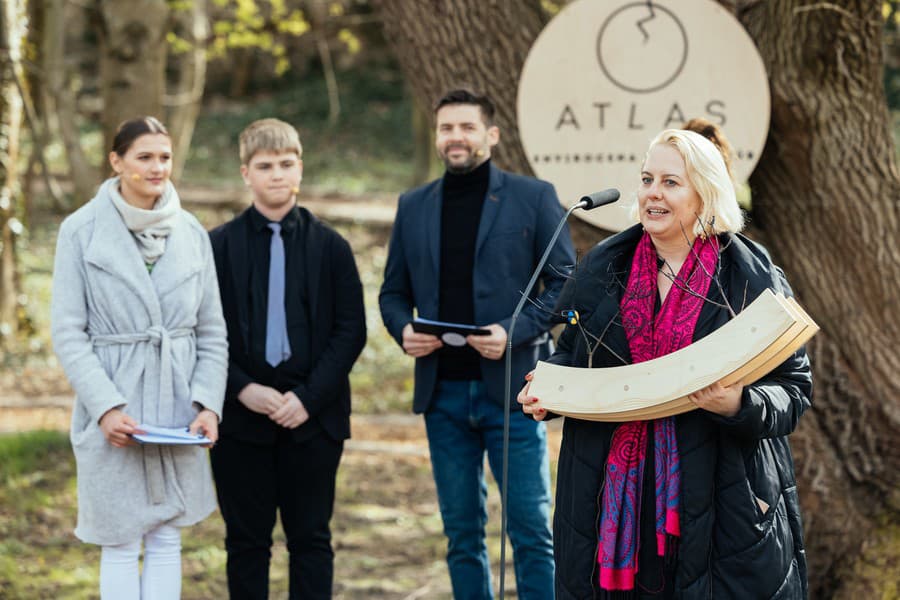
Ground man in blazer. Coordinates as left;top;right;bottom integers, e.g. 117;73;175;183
209;118;366;599
379;89;575;599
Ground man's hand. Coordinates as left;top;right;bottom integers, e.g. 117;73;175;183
237;383;286;415
270;391;309;429
402;323;443;357
467;323;508;360
99;408;142;448
516;371;548;421
189;408;219;448
689;380;744;417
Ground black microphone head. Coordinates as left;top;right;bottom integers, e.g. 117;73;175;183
579;188;620;210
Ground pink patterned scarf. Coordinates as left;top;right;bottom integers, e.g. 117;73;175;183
598;231;719;592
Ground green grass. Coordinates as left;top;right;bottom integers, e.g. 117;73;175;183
0;430;85;600
0;430;70;480
0;430;454;598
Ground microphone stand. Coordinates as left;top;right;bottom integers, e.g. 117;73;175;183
498;200;584;598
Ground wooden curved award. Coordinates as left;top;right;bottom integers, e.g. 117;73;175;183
529;289;819;422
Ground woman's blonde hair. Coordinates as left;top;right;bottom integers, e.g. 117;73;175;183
633;128;745;236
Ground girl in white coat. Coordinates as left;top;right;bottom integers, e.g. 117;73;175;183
51;117;228;599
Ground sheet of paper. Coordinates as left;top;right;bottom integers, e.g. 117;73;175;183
132;424;211;445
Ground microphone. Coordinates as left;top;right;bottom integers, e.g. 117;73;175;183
498;188;618;597
577;188;620;210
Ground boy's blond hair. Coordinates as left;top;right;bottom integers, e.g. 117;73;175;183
239;118;303;165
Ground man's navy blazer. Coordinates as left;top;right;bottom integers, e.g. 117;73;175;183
379;163;576;414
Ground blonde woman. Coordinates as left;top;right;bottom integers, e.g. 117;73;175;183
519;130;812;599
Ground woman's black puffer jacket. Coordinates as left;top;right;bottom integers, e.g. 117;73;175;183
549;225;812;599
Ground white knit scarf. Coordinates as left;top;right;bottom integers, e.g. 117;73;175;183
102;177;182;266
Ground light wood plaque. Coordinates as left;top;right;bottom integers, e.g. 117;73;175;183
529;289;819;422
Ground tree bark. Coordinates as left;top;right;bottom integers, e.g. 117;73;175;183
44;0;98;204
96;0;169;157
18;0;68;213
0;0;26;351
410;94;434;186
308;1;342;126
166;0;208;181
373;0;548;172
732;2;900;596
228;48;255;98
374;0;900;596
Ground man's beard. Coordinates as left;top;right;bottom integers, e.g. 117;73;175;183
441;145;480;174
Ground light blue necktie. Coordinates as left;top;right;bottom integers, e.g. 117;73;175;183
265;223;291;366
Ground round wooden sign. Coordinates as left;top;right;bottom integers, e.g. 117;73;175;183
517;0;770;231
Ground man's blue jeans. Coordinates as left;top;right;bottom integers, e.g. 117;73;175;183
424;380;555;600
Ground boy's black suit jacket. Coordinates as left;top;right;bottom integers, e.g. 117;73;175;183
209;205;366;443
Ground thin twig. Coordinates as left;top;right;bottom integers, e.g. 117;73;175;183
793;3;857;21
680;215;737;317
516;290;559;318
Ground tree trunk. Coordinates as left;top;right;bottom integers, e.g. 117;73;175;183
42;0;98;204
732;2;900;596
410;94;434;186
308;1;341;126
0;0;26;351
228;48;254;98
96;0;169;156
373;0;549;173
166;0;208;181
19;0;68;213
374;0;900;596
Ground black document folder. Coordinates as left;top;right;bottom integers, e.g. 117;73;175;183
412;318;490;347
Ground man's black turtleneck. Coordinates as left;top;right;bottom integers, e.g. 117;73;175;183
437;158;491;380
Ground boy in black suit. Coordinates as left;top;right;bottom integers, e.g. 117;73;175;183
209;118;366;599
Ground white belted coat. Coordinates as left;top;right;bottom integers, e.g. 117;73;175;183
50;186;227;545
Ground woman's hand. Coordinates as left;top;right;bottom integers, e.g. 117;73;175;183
99;408;141;448
517;371;548;421
189;408;219;448
689;380;744;417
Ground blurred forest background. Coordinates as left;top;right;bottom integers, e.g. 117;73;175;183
1;1;899;598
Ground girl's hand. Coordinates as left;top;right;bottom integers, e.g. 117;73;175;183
189;409;219;448
99;408;141;448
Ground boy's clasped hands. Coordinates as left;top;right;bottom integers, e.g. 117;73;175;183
237;383;309;429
